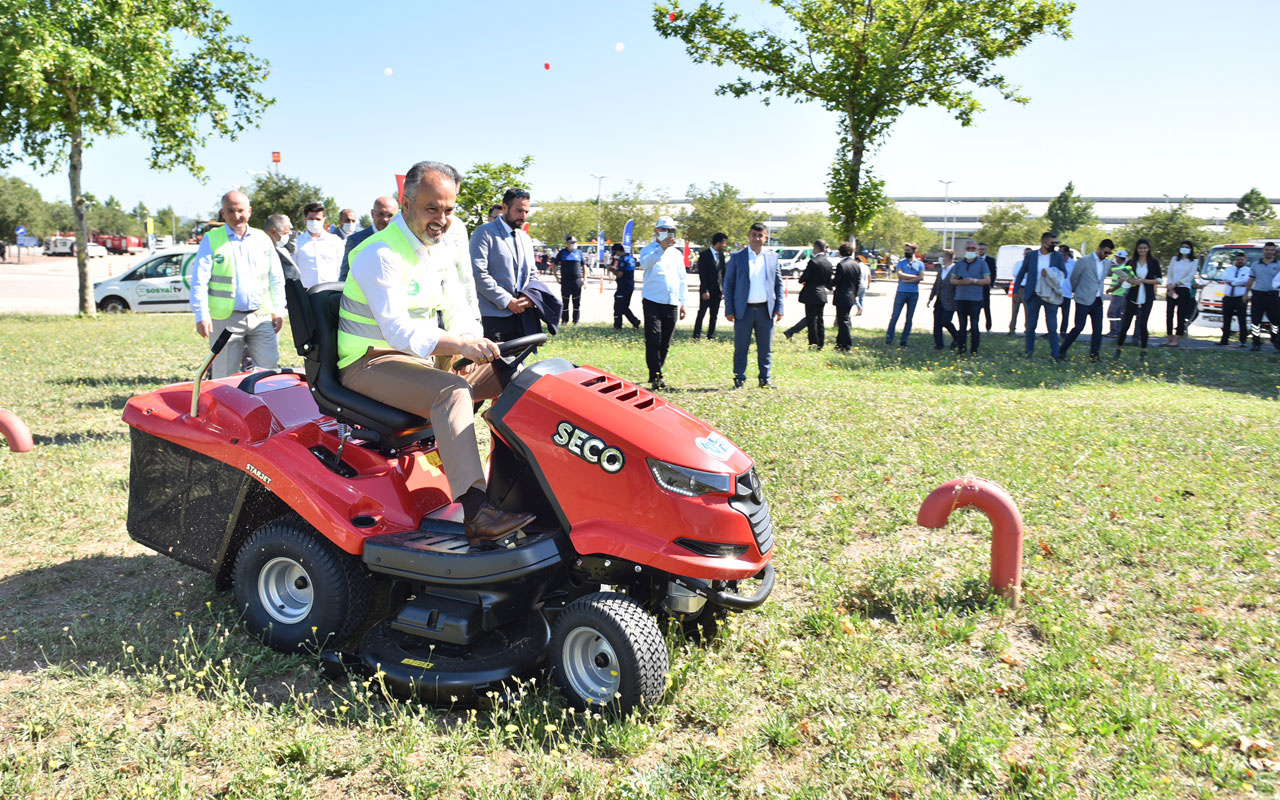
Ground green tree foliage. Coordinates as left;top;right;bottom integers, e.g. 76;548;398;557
455;156;533;235
777;209;838;247
653;0;1072;240
1055;223;1112;255
1115;200;1211;263
601;182;669;249
528;200;595;248
0;175;49;240
0;0;272;314
244;173;336;232
1226;187;1276;226
973;203;1047;251
1045;181;1096;234
862;203;940;255
677;182;758;247
153;206;181;241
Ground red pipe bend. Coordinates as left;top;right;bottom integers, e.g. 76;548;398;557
916;477;1024;605
0;409;34;453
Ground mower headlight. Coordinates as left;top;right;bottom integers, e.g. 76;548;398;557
647;459;733;497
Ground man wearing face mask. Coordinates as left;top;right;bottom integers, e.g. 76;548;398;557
263;214;300;282
189;190;285;379
950;242;990;355
555;235;586;324
334;208;359;240
341;196;401;282
338;160;535;544
638;216;688;390
295;202;345;288
885;242;925;347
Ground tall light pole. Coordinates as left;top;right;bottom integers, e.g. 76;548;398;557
762;191;775;241
590;172;608;268
938;179;953;250
1162;193;1171;210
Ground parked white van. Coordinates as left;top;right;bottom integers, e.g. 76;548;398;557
93;246;198;313
44;236;107;258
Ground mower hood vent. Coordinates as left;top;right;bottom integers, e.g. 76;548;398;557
729;467;773;555
580;374;659;411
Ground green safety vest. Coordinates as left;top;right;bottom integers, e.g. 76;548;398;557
204;226;273;320
337;224;444;369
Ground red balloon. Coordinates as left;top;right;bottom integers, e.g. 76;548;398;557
544;62;550;70
668;12;677;21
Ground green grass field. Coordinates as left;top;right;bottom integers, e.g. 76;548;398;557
1;313;1278;799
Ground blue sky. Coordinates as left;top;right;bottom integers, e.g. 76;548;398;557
5;0;1278;218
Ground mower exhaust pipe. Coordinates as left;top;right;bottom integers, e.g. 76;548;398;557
191;329;233;418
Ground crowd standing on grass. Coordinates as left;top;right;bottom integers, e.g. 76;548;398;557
185;169;1280;395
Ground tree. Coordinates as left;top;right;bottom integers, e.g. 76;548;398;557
601;182;669;249
1045;181;1095;234
677;182;758;247
778;210;838;247
527;200;595;247
973;203;1047;252
244;173;336;232
0;175;49;241
0;0;272;314
1115;200;1211;264
861;203;939;255
1226;187;1276;226
455;156;533;234
154;205;181;241
654;0;1072;240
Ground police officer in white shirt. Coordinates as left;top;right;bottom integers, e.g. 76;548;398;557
638;215;688;390
295;201;345;287
1217;250;1251;347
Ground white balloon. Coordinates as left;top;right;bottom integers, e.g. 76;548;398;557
615;42;625;52
384;67;393;76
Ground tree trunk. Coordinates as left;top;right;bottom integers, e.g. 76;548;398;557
68;112;93;316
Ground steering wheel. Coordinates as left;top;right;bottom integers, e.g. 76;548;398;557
455;332;548;371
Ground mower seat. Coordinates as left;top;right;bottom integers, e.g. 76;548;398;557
285;278;433;452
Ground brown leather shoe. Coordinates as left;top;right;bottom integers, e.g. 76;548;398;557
464;502;536;544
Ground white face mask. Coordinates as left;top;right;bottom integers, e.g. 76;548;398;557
657;230;672;242
342;222;357;235
305;219;324;235
964;251;976;260
1179;247;1190;255
275;232;290;246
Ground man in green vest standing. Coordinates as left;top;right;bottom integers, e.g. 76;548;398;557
338;160;536;544
190;190;285;379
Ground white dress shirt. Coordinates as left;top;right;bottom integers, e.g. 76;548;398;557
347;213;482;359
295;230;345;288
1060;258;1075;299
638;240;688;306
1220;264;1251;297
747;246;768;302
189;226;284;323
1091;254;1111;302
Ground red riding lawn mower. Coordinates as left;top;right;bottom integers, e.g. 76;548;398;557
122;279;774;713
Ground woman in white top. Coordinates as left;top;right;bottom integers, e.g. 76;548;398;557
1116;238;1163;360
1162;239;1199;348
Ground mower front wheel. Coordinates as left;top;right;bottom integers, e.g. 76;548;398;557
232;517;371;653
549;592;668;715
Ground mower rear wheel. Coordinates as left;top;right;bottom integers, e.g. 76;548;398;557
232;517;371;653
549;592;668;715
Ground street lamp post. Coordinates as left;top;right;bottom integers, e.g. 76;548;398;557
938;180;953;250
1162;193;1171;210
762;191;775;242
590;172;608;270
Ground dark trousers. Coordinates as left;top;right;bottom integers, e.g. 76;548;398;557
887;292;919;343
1165;295;1176;336
1250;291;1279;347
932;304;957;348
1059;298;1073;335
613;273;640;328
982;287;993;330
481;313;529;384
560;275;583;324
1022;296;1060;357
1172;289;1197;337
1059;298;1104;358
834;302;854;350
733;303;774;383
642;299;678;380
785;301;827;348
1220;295;1248;344
1118;300;1154;349
954;299;982;353
693;293;721;338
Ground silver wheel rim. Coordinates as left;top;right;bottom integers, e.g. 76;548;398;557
561;626;621;704
258;557;313;624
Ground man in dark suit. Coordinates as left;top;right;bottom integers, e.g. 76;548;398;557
693;232;728;339
783;239;834;349
339;196;400;281
831;241;862;352
333;208;359;240
724;222;785;388
264;214;300;283
1013;231;1068;359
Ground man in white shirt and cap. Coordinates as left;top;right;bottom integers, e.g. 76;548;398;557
637;215;687;390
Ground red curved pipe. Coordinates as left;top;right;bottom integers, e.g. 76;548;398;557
0;408;34;453
916;477;1024;606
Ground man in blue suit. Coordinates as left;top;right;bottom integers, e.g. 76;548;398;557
469;188;536;343
724;222;785;388
339;196;399;281
1014;231;1068;359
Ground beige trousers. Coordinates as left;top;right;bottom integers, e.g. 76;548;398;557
339;348;502;499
